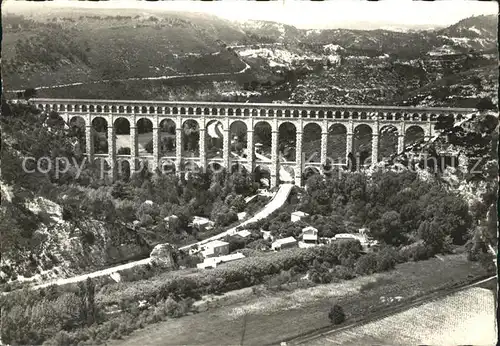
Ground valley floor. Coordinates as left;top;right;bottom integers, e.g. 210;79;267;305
107;253;490;346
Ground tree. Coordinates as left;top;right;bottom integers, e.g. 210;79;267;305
328;304;345;324
476;97;496;111
23;88;37;100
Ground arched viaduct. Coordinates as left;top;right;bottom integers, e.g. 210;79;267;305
32;98;475;187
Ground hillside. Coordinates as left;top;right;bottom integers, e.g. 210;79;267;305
2;11;497;108
1;11;247;90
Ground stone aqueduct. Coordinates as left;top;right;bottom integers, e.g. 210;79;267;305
32;98;475;187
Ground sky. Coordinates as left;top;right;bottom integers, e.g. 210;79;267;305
3;0;498;29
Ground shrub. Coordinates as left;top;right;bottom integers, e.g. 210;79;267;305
355;253;378;275
398;242;433;262
375;247;399;272
328;304;345;324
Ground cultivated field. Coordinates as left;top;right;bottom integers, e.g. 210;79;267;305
304;286;497;345
108;253;490;346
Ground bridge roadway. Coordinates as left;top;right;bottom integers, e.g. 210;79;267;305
30;98;476;187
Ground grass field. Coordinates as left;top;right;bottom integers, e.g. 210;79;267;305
304;285;497;345
107;253;489;346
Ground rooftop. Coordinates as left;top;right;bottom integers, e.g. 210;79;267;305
273;236;297;246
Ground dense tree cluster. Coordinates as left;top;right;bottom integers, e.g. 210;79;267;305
297;170;473;254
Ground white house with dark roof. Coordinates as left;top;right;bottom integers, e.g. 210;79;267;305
301;226;318;244
200;240;230;258
291;211;310;223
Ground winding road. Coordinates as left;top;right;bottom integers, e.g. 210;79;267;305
13;180;292;291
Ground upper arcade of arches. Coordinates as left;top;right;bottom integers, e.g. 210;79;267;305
31;98;477;124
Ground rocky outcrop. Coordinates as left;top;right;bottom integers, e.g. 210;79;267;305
150;243;179;269
0;187;152;285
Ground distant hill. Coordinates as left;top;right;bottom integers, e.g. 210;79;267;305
1;11;497;108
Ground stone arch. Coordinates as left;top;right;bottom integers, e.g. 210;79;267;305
160;159;176;174
252;109;258;117
231;163;248;174
279;121;296;161
303;122;322;163
172;107;179;115
211;108;218;115
254;165;271;188
184;161;201;176
92;157;112;178
421;113;428;121
228;108;234;116
69;116;86;154
303;166;321;182
353;124;372;166
207;162;224;174
405;125;425;148
254;121;272;155
92;117;108;154
204;107;210;115
183;120;200;157
412;113;420;121
136;118;153;157
327;123;347;164
114;117;131;154
188;107;194;115
243;109;250;117
378;125;398;161
116;158;131;181
343;111;350;119
260;109;266;117
284;110;291;118
277;110;283;117
235;108;242;116
126;105;132;113
219;108;226;116
179;107;186;115
206;119;224;159
334;111;342;119
292;110;299;118
386;112;394;120
149;106;155;114
281;166;295;183
156;106;163;114
159;119;176;157
229;120;247;157
268;109;275;117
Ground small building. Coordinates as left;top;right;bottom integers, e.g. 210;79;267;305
235;229;252;238
197;252;246;269
291;211;310;223
237;212;247;220
191;216;215;232
200;240;230;258
271;237;297;251
301;226;318;244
